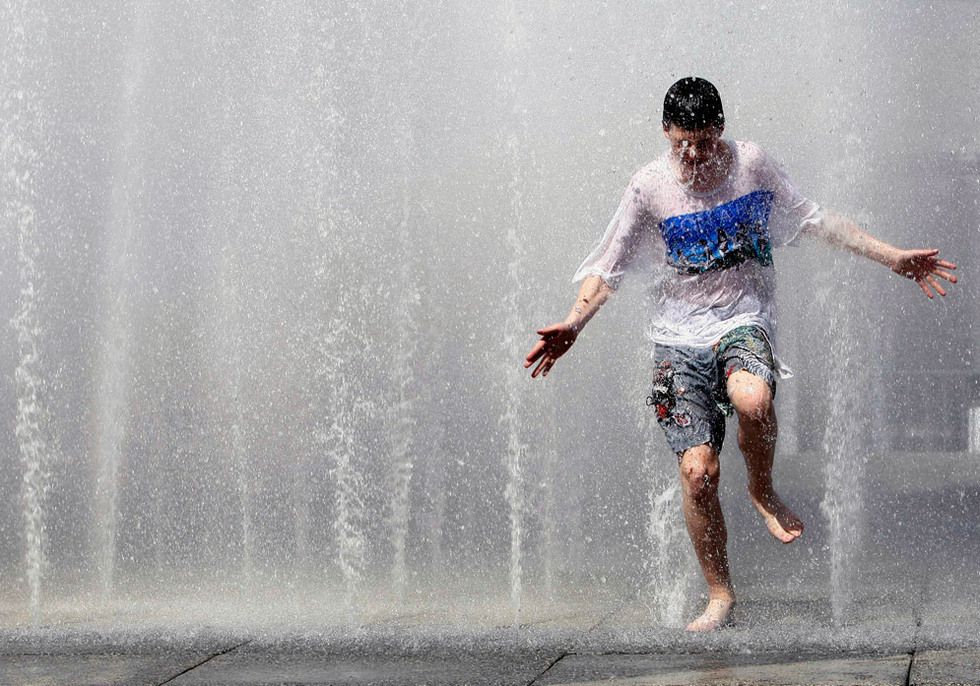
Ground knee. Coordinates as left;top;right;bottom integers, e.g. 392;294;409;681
729;384;774;428
736;398;777;449
735;395;776;433
679;445;720;501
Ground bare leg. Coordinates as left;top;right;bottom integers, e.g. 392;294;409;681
727;370;804;543
678;443;735;631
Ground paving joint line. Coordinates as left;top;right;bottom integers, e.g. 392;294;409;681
904;575;927;686
526;593;632;685
154;639;252;686
905;616;923;686
526;650;570;686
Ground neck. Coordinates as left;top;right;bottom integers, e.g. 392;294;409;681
674;141;732;193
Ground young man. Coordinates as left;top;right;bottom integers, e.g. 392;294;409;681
524;77;957;632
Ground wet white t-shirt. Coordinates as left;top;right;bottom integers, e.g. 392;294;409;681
574;139;821;356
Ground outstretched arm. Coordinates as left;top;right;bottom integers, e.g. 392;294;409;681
524;275;614;378
802;209;958;298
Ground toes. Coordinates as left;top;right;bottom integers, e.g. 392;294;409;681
686;617;722;632
686;615;734;632
767;518;801;543
781;527;802;544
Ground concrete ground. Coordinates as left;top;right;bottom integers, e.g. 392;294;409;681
2;591;979;686
6;646;977;686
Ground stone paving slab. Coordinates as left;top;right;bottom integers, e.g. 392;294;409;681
3;647;979;686
0;650;218;686
166;647;563;685
536;652;912;686
910;648;980;685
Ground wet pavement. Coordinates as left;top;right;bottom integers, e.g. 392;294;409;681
2;597;979;686
2;639;979;685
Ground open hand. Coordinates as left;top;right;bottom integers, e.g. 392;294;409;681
524;323;578;378
891;249;957;299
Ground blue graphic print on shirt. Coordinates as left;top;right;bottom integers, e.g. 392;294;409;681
659;190;775;274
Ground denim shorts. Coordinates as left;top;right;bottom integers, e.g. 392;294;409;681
646;325;777;456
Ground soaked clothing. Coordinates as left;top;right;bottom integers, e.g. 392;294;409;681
647;325;777;455
573;139;822;351
573;139;817;452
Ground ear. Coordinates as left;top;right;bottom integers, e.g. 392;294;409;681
662;123;671;139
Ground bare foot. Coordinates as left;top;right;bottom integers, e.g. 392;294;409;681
686;596;736;632
750;490;804;543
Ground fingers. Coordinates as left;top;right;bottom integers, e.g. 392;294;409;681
529;343;565;377
530;354;554;378
899;248;958;299
528;321;577;376
524;339;547;366
526;333;569;367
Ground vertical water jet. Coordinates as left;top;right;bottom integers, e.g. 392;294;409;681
303;4;372;617
818;133;875;625
380;6;429;598
92;1;155;600
386;193;420;600
207;50;255;578
538;403;560;597
498;0;536;631
819;300;870;625
3;0;53;622
639;402;693;627
214;158;254;581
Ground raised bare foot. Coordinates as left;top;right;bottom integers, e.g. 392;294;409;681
750;490;804;543
685;596;736;632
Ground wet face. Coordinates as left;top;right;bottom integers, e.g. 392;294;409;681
663;124;726;184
